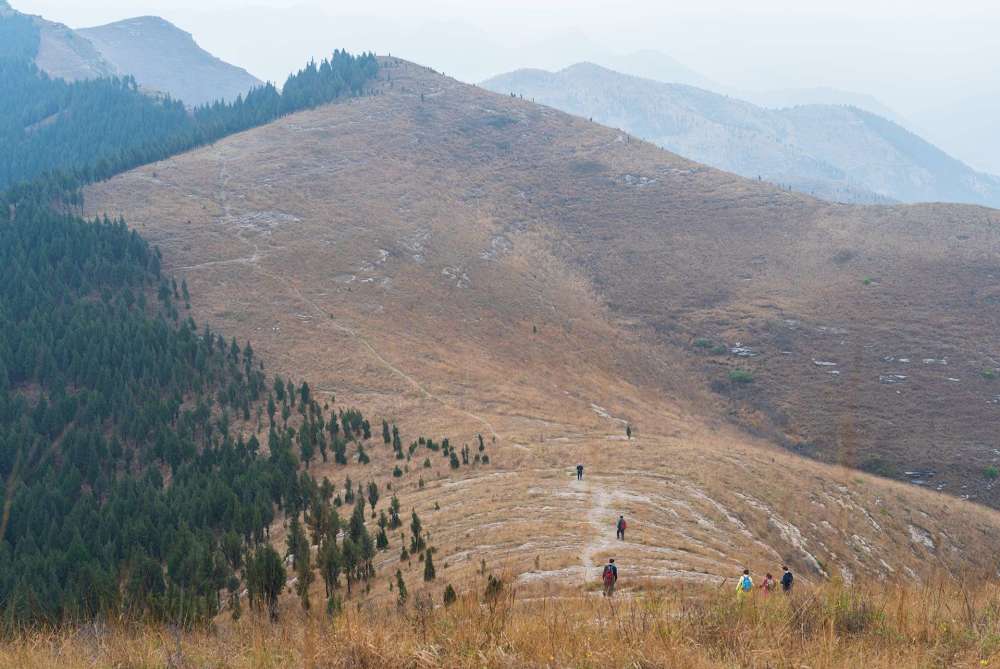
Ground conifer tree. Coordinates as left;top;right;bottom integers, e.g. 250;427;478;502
349;499;367;543
423;549;436;581
318;538;342;598
295;542;314;611
410;510;425;553
389;495;402;529
247;544;286;621
395;569;407;606
376;526;389;551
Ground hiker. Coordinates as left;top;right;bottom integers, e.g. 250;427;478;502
736;569;753;596
602;558;618;596
760;572;776;596
781;565;794;593
576;464;584;481
616;515;627;540
626;424;632;440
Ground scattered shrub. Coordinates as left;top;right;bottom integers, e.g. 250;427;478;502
484;574;505;601
728;369;754;384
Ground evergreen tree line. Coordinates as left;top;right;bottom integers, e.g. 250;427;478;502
0;191;392;627
0;10;378;193
0;192;487;626
0;13;477;627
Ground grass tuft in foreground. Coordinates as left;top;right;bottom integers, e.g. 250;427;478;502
5;576;1000;668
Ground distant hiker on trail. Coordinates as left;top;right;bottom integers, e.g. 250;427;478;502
576;464;584;481
736;569;753;596
781;566;794;593
616;515;627;540
760;572;776;596
626;425;632;440
602;558;618;597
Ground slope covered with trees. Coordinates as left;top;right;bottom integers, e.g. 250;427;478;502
0;10;408;628
0;192;267;625
0;8;378;192
0;188;468;627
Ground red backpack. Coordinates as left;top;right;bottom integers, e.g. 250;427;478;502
602;565;614;584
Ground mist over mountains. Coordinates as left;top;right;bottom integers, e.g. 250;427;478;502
483;62;1000;206
2;1;260;105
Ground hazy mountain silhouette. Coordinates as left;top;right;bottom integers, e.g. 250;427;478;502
484;62;1000;206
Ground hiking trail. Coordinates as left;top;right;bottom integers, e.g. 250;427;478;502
578;478;618;583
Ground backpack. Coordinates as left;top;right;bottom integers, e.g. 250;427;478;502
782;571;793;589
602;565;614;584
618;518;626;530
739;575;752;592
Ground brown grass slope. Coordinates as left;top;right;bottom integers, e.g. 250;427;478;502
84;58;1000;591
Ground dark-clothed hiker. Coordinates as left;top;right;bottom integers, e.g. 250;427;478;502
602;558;618;596
781;566;794;593
616;515;627;540
576;464;584;481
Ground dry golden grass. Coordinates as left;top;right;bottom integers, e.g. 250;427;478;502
78;57;1000;507
8;577;1000;668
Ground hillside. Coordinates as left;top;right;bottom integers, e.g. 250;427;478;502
83;57;1000;599
79;16;262;106
482;63;1000;207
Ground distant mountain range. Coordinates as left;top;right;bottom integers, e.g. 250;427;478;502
2;2;260;105
77;17;262;106
590;50;908;126
483;62;1000;207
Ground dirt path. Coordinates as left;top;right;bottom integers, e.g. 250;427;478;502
175;245;260;271
578;478;618;583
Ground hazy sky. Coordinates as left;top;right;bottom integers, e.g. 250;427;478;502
13;0;1000;172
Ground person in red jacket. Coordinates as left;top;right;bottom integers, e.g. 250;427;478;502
616;515;627;540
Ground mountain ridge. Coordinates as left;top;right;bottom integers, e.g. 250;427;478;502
483;62;1000;207
3;3;261;105
78;15;263;106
